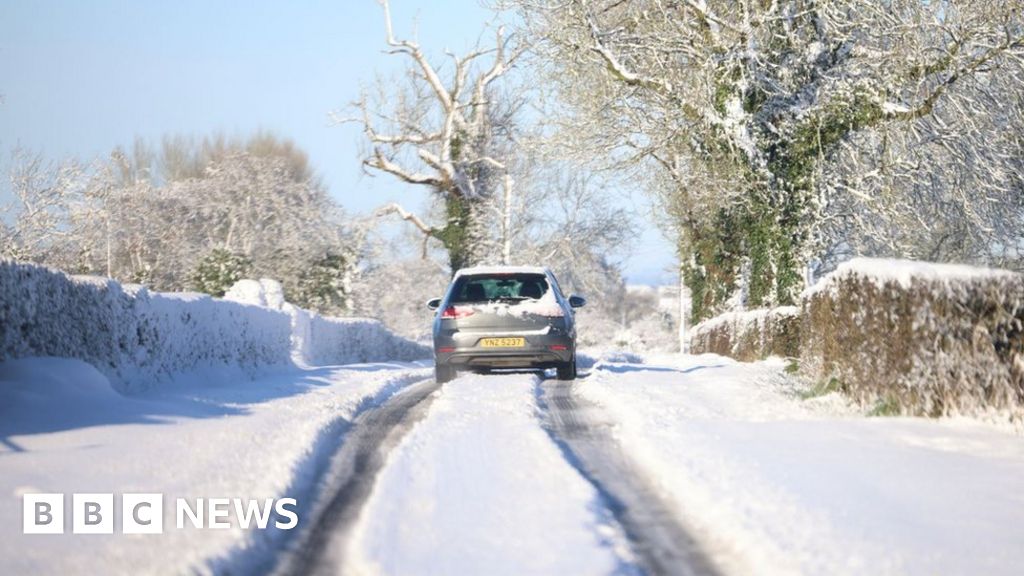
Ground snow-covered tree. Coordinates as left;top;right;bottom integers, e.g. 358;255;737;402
5;133;360;314
1;149;81;264
514;0;1024;320
347;0;525;273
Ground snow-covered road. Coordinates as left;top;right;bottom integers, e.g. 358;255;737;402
330;373;639;576
3;353;1024;575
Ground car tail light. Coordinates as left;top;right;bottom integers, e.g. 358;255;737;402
549;344;568;351
441;305;474;319
438;346;455;353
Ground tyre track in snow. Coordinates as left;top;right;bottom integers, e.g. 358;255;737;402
273;377;442;576
539;377;721;576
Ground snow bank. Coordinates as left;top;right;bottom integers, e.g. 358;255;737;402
690;306;800;361
0;261;291;392
0;261;427;392
690;258;1024;418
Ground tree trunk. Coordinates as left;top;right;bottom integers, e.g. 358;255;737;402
435;194;477;274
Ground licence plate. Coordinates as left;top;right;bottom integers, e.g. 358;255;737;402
479;337;525;348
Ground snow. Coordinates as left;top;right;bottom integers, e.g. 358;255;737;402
463;287;565;319
690;305;799;336
881;101;911;115
0;356;431;575
453;265;550;278
345;373;638;575
3;338;1023;574
578;354;1024;576
803;257;1019;297
720;95;757;159
223;278;286;310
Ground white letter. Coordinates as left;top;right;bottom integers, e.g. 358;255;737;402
23;494;64;534
208;498;231;529
123;494;163;534
177;498;204;529
73;493;113;534
234;498;274;530
274;498;298;530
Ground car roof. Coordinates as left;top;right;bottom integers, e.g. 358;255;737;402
453;265;551;278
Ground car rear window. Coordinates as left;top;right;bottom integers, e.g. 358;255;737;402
448;273;550;304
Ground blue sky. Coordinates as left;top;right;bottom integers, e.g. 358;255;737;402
0;0;676;284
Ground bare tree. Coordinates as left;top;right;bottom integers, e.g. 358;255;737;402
345;0;526;273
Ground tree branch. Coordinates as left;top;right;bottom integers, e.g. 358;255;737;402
364;149;443;188
378;0;454;113
374;202;436;236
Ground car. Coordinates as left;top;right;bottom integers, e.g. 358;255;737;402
427;266;586;383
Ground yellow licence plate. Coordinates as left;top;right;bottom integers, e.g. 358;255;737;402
479;337;526;348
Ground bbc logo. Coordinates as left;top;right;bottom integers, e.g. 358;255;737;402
24;493;299;534
23;493;163;535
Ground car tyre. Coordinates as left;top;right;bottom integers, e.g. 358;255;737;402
435;363;456;383
556;356;577;380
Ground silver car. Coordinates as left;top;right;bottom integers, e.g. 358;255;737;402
427;266;586;383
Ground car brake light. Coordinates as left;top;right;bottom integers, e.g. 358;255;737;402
441;305;474;319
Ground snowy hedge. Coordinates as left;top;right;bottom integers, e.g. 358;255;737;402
223;278;429;366
801;259;1024;417
0;261;291;392
690;307;800;361
1;262;427;393
690;258;1024;417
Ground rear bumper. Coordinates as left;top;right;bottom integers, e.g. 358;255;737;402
434;331;574;369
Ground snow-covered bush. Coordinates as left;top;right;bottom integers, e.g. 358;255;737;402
801;259;1024;417
1;261;428;393
191;249;253;297
690;307;800;361
0;260;292;392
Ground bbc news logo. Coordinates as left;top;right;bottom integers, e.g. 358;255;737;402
23;494;298;534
